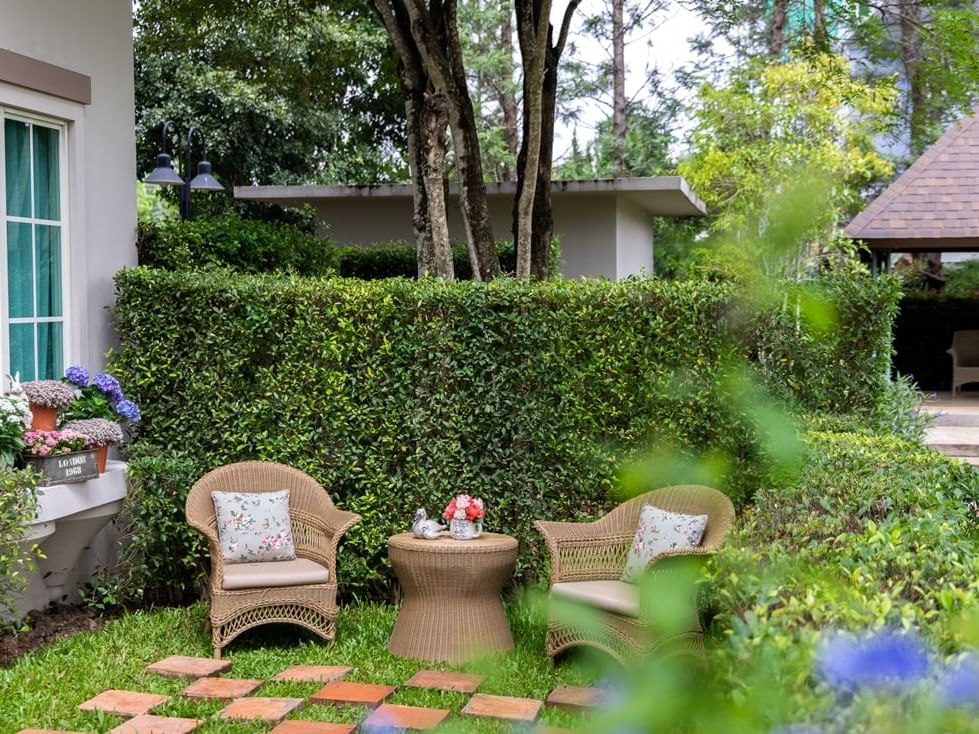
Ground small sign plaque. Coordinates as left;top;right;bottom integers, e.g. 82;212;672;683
26;449;99;486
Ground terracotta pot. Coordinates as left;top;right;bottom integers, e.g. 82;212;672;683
29;404;58;431
94;444;109;473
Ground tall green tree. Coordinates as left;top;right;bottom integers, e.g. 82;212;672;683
135;0;405;188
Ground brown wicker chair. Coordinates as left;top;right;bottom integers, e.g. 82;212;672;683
535;484;735;665
186;461;361;657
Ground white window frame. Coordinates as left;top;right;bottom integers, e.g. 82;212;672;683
0;106;72;381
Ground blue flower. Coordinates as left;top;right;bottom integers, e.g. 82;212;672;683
92;373;123;402
64;365;89;388
817;630;931;694
940;654;979;708
114;399;141;423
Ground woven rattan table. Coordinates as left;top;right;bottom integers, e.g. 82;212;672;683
387;532;518;663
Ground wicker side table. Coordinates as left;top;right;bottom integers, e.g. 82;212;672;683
388;532;518;663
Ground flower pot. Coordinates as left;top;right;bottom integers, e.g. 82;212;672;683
94;444;109;473
25;449;99;486
449;518;482;540
29;404;58;431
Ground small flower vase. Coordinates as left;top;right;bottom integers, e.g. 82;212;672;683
449;518;482;540
29;403;58;431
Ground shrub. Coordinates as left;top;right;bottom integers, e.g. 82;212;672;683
334;241;518;279
0;468;39;626
712;430;979;659
136;211;335;276
109;268;903;602
752;270;903;414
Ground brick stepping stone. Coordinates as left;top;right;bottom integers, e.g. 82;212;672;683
183;677;263;700
403;670;484;693
310;681;396;707
272;665;353;683
108;715;200;734
79;690;169;716
145;656;231;679
461;693;542;722
269;722;356;734
17;730;86;733
219;697;304;722
545;684;606;712
362;704;450;731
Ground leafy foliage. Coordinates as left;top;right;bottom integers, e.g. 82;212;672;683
710;430;979;728
107;268;898;602
136;212;335;276
134;0;405;187
679;51;896;241
0;468;39;627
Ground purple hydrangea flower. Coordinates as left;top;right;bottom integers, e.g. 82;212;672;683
64;364;89;388
941;654;979;708
92;372;123;402
817;630;931;694
115;399;141;423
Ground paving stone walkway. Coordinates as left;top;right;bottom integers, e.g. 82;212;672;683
923;392;979;465
16;656;605;733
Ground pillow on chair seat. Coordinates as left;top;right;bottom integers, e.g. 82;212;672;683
212;489;296;564
222;558;329;590
551;580;639;618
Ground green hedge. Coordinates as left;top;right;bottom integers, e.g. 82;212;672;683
335;242;517;280
893;294;979;391
109;268;902;602
752;271;903;414
136;211;335;276
111;270;779;600
0;468;38;626
709;430;979;720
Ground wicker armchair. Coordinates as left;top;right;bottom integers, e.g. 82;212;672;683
948;330;979;395
186;461;361;658
535;484;735;664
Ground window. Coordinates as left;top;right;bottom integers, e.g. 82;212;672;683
0;111;68;381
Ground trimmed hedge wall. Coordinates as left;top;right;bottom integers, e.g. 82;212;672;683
335;242;517;280
893;294;978;390
110;269;901;602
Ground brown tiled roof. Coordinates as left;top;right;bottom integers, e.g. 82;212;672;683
846;108;979;248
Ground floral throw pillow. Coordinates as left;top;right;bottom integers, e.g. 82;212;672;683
620;504;708;583
211;490;297;564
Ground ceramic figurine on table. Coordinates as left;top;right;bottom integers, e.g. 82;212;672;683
412;509;446;540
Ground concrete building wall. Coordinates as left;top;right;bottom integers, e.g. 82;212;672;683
0;0;137;370
615;198;654;279
315;193;633;280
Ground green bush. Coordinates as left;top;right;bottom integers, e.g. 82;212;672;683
0;468;39;626
334;241;518;279
111;269;781;600
136;211;335;276
752;270;904;414
893;293;979;391
711;430;979;677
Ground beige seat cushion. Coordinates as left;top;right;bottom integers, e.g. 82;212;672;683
222;558;329;590
550;580;638;618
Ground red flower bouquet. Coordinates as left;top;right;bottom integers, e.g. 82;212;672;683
442;494;485;522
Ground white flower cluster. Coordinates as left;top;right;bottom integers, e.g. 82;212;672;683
21;379;77;408
0;392;32;429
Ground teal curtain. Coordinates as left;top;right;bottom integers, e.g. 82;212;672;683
4;120;30;218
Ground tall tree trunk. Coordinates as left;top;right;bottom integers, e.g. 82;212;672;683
514;0;552;277
769;0;788;58
899;0;927;154
443;0;500;280
812;0;829;51
612;0;627;174
500;9;520;182
417;91;454;278
513;1;579;279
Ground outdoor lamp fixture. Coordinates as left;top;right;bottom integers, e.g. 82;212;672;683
144;120;224;220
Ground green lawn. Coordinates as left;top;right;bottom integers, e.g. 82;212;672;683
0;597;602;733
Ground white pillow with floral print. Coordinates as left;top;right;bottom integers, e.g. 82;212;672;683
620;504;708;583
212;490;296;564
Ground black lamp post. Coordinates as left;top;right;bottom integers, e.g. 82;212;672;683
144;120;224;220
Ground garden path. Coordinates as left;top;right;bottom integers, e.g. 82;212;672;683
923;392;979;466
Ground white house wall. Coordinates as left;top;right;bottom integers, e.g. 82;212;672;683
615;197;654;278
0;0;137;370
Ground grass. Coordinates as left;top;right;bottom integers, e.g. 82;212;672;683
0;595;604;733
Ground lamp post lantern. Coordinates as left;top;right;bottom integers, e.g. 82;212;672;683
144;121;224;220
